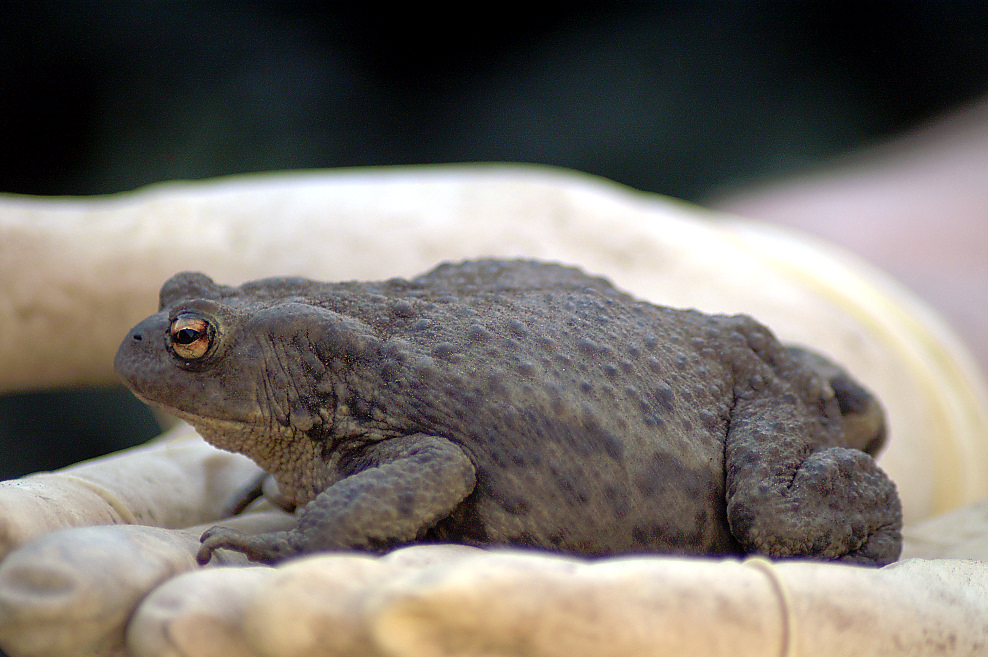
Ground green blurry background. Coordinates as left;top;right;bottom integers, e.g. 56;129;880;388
3;2;988;478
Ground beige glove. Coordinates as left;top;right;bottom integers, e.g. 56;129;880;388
3;531;986;657
1;166;986;657
0;425;263;561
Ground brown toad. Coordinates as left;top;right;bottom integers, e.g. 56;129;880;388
114;259;902;565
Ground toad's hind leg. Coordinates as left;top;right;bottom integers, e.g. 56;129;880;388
724;401;902;566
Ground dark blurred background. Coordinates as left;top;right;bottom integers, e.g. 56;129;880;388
3;1;988;479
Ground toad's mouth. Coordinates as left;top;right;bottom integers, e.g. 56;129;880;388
125;388;261;433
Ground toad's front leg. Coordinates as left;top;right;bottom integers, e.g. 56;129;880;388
197;433;477;564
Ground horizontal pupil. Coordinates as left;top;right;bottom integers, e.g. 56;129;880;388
175;328;202;344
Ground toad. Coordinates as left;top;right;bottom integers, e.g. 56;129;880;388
114;259;902;565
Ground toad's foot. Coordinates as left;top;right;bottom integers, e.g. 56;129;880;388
197;526;299;564
727;446;902;566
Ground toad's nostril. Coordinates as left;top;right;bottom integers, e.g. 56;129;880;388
132;333;143;342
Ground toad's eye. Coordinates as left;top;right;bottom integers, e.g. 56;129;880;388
169;315;212;360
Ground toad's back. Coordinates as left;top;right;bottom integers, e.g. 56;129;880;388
311;261;783;554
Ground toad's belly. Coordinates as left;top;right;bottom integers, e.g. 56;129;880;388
427;442;739;557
